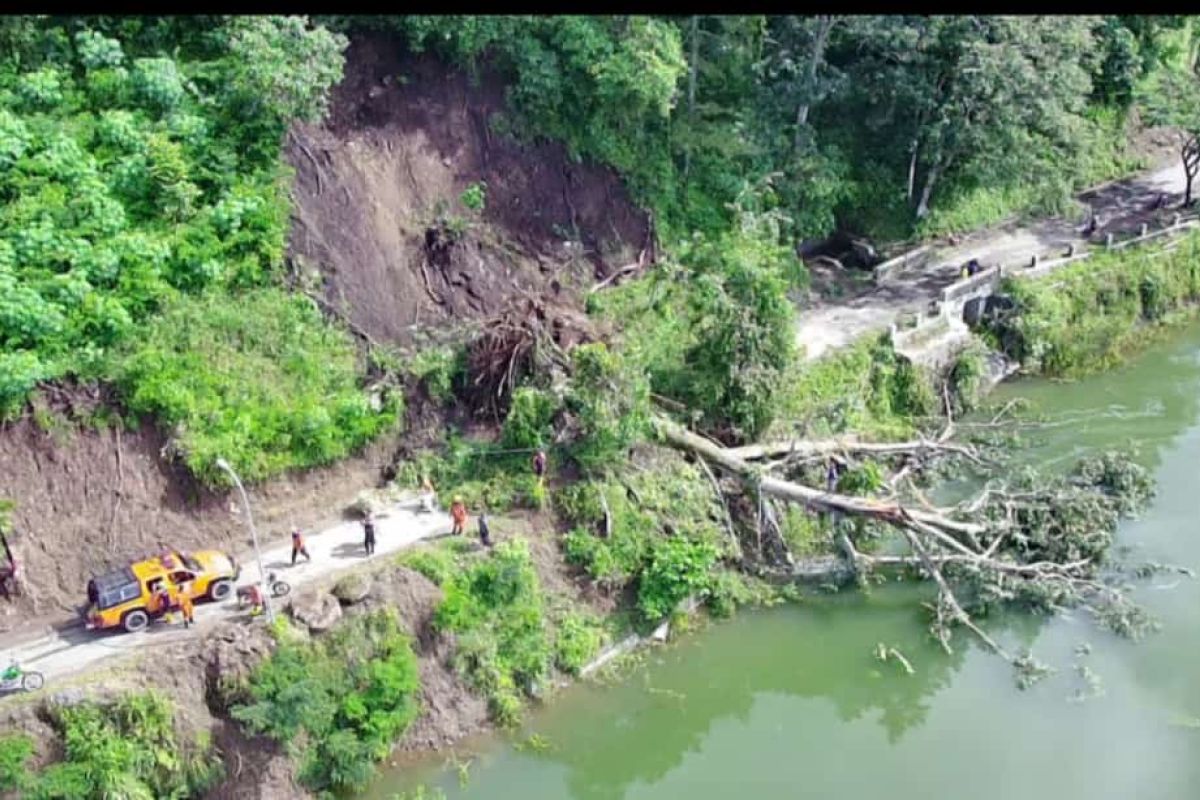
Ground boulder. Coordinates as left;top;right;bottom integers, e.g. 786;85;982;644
289;589;342;633
332;573;372;606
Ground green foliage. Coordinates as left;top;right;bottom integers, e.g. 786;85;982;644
775;334;935;440
231;610;422;794
590;198;799;443
948;343;987;415
112;289;401;485
991;233;1200;376
553;610;606;675
556;458;728;623
501;386;557;449
19;691;221;799
637;535;720;622
406;345;465;404
0;734;34;793
564;343;651;471
433;539;551;726
398;545;460;586
459;181;487;212
0;17;392;487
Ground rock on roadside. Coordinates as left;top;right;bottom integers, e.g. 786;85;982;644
288;589;342;633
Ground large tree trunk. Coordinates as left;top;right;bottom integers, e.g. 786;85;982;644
683;15;701;187
655;417;985;539
1183;135;1199;207
915;158;941;219
794;15;835;154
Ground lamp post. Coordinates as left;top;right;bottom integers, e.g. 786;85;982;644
215;458;274;622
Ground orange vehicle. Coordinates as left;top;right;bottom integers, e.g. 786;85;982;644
84;549;240;633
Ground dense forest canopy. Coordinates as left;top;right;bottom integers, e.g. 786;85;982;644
0;14;1197;480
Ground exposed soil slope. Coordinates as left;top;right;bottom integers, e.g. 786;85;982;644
0;395;401;637
285;34;653;344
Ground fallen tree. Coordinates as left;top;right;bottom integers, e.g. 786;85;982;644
654;414;1179;667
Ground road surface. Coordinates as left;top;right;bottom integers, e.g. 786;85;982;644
1;501;451;685
795;159;1190;361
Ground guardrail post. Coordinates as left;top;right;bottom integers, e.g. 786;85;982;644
1106;232;1114;248
1140;223;1148;238
1066;243;1074;257
1174;213;1182;227
1030;254;1038;268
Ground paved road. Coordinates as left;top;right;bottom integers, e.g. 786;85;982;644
1;501;451;685
795;160;1189;361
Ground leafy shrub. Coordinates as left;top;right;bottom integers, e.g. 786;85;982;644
433;539;551;725
991;234;1200;376
553;610;606;675
637;536;720;623
564;343;650;471
460;181;487;212
501;386;557;449
113;289;402;485
23;691;222;799
0;734;33;793
405;345;464;404
398;545;460;586
231;610;421;794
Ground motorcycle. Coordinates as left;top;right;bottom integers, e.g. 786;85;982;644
0;660;44;694
236;572;290;609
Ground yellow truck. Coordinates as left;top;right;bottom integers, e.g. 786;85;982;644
84;549;240;633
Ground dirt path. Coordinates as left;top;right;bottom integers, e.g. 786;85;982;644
1;501;452;685
795;159;1189;361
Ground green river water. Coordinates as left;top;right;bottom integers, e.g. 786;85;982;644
366;322;1200;800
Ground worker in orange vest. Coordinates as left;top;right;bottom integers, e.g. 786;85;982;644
290;526;311;565
450;496;468;537
178;584;195;629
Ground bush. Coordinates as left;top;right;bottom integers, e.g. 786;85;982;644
556;459;730;623
113;289;402;485
637;536;720;623
0;734;33;793
553;610;606;674
231;610;421;794
774;334;935;440
564;343;650;472
991;233;1200;376
21;691;222;799
406;345;464;404
501;386;557;449
433;539;551;725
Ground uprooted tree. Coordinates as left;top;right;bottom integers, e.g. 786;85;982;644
654;415;1184;666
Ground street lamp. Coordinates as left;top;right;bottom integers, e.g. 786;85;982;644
215;458;274;622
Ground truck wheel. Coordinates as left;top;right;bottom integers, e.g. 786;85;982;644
21;671;44;692
122;609;149;633
208;579;234;602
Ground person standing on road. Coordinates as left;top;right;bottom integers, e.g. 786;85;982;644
477;511;492;548
290;526;311;566
179;584;195;629
450;496;468;537
362;513;377;556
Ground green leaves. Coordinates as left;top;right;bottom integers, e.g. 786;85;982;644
233;610;421;794
111;288;401;486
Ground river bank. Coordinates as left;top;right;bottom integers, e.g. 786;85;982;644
367;317;1200;800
